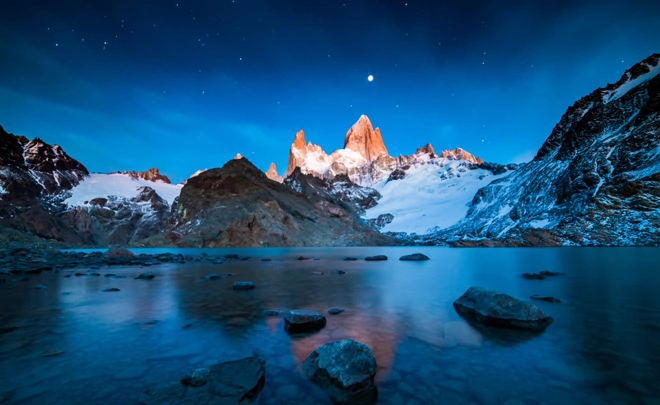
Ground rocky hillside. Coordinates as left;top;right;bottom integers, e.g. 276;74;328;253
433;53;660;246
0;126;89;242
141;157;396;247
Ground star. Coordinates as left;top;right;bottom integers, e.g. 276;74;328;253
367;75;374;82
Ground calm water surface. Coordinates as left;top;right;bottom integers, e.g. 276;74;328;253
1;247;660;404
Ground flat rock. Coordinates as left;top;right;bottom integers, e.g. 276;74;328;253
328;308;345;315
343;257;358;261
140;357;265;405
283;310;326;334
103;288;121;292
453;286;553;331
303;339;377;404
365;255;388;261
232;281;255;290
205;274;223;280
399;253;430;261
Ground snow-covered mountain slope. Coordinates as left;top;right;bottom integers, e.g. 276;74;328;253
431;53;660;246
64;173;181;207
365;157;511;234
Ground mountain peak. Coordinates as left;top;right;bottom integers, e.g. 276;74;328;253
122;168;171;184
438;147;483;164
343;115;388;161
266;162;282;183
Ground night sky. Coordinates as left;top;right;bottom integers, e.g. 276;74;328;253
1;0;659;183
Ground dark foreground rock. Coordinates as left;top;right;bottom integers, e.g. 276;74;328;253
365;255;387;261
140;357;265;405
303;339;377;404
453;286;553;331
283;310;326;334
399;253;430;261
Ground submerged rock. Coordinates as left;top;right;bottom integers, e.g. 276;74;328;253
399;253;430;261
205;274;222;280
140;356;265;405
303;339;377;404
328;308;345;315
232;281;255;290
530;295;562;303
453;286;553;331
135;271;155;280
102;288;121;292
283;310;326;334
365;255;388;261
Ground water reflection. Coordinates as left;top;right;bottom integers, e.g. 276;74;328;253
0;247;659;404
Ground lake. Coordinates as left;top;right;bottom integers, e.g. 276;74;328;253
1;247;659;404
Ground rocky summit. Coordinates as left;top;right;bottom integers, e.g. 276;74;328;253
140;157;396;247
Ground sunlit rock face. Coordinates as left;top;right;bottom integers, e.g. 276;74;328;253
140;157;397;247
432;53;660;246
265;162;282;183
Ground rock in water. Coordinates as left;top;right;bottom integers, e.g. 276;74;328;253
283;310;326;334
530;294;562;303
399;253;430;261
105;247;135;258
232;281;255;290
453;286;553;331
135;271;155;280
365;255;387;261
303;339;377;404
140;357;265;405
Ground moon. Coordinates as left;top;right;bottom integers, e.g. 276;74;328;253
367;75;374;82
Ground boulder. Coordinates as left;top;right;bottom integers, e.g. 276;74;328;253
283;310;326;334
365;255;387;261
135;271;155;280
303;339;377;404
140;357;265;405
105;247;135;258
233;281;255;290
453;286;553;331
399;253;430;261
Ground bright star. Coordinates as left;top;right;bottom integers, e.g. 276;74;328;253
367;75;374;82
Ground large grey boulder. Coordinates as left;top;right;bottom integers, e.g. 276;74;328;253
283;310;326;334
140;356;265;405
303;339;377;404
453;286;553;331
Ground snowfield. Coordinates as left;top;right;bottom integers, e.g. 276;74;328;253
64;173;182;207
365;159;510;235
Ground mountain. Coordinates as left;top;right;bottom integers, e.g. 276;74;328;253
0;125;182;245
140;157;396;247
60;173;182;245
0;126;89;242
278;116;515;235
431;53;660;246
284;115;389;179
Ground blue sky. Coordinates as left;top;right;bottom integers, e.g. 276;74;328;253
1;0;659;183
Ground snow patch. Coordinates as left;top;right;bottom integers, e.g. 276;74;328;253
605;61;660;103
365;159;510;234
65;173;182;207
